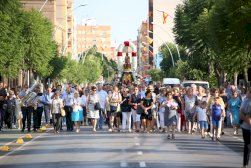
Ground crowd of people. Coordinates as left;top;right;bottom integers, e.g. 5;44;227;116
0;81;250;167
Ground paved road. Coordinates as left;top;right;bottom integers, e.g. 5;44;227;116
0;127;243;168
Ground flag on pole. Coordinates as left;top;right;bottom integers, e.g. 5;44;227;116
162;12;168;24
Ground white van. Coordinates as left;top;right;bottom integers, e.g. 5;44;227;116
181;80;210;89
162;78;181;87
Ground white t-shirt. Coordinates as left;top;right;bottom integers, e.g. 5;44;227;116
98;90;108;109
196;107;207;121
73;97;83;111
62;92;74;106
184;95;196;112
81;95;87;106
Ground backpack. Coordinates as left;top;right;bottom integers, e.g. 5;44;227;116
212;104;222;121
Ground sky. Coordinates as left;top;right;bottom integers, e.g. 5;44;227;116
74;0;148;46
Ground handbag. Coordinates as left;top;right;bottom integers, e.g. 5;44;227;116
61;108;66;117
110;105;117;113
94;102;101;111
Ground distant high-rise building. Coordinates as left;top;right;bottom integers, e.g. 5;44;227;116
138;21;150;75
76;25;112;60
21;0;76;58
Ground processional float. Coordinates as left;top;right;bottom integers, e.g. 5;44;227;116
116;41;138;85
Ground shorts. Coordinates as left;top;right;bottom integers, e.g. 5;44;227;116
165;116;177;126
132;109;141;122
199;121;208;129
212;119;220;128
185;112;194;122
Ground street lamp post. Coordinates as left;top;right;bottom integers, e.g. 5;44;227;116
143;36;175;67
150;22;181;60
39;0;49;12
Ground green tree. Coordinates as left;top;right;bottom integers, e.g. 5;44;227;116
173;0;251;86
21;9;56;77
48;55;68;81
159;43;188;75
148;69;163;81
208;0;251;84
81;54;102;83
0;0;24;78
167;60;204;81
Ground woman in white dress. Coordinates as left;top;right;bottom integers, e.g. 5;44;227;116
71;91;83;133
87;86;100;132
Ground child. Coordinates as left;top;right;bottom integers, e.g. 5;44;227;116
194;101;209;139
210;97;224;141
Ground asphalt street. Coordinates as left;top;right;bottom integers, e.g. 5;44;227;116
0;127;244;168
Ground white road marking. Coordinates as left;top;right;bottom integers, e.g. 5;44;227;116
0;129;52;160
137;151;143;155
236;138;242;141
120;161;128;167
232;136;243;142
139;161;146;167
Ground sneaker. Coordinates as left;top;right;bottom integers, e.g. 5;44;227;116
128;129;132;133
167;134;171;139
234;131;237;135
171;134;175;139
108;128;112;132
216;137;220;142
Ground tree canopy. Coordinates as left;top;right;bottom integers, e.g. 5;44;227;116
169;0;251;86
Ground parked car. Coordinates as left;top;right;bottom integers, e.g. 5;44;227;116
181;80;210;89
